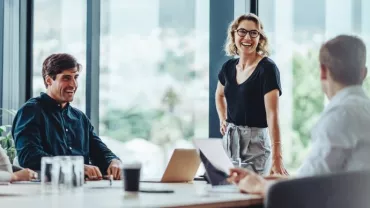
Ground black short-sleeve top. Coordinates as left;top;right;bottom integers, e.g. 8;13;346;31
218;57;282;127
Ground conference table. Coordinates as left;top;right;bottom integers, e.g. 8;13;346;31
0;180;263;208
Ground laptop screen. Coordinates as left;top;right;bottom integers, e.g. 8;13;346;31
199;150;231;186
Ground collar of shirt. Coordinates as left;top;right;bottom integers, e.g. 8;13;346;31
323;85;366;114
40;92;70;112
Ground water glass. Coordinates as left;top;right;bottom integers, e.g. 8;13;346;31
41;157;60;193
70;156;84;187
41;156;84;193
55;156;73;190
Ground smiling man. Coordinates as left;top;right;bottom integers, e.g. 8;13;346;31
12;53;122;180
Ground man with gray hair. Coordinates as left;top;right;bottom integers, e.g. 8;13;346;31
228;35;370;195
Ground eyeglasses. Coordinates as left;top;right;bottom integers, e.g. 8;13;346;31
235;28;260;38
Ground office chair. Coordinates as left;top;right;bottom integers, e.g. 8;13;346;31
264;170;370;208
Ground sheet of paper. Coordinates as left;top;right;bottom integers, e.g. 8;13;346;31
193;139;234;174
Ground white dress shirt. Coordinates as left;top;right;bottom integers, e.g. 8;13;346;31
297;85;370;177
0;146;12;182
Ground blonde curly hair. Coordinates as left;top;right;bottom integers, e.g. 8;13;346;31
224;13;269;56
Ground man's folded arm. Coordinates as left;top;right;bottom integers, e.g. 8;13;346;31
12;104;51;170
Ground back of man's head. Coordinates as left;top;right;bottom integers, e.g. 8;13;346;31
319;35;367;85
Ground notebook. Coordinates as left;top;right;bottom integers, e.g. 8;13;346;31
193;139;239;192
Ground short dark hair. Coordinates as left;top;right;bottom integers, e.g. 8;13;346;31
319;35;367;85
42;53;82;88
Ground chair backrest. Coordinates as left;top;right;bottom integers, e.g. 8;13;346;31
265;170;370;208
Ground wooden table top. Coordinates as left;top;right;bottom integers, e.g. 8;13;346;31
0;180;263;208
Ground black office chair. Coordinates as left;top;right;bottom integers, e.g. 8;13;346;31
265;170;370;208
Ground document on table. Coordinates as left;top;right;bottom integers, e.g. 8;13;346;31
193;139;234;174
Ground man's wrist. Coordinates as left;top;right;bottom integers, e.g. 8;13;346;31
109;158;121;164
10;173;18;182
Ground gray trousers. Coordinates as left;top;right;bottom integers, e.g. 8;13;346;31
222;123;271;175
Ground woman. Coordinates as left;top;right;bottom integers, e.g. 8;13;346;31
215;13;288;175
1;146;37;182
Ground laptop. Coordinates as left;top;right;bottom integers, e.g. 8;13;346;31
141;149;201;183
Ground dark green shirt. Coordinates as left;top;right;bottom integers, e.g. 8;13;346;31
12;93;119;173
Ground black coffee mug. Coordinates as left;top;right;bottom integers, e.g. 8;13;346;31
122;163;142;192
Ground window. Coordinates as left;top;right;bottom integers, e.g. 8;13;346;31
259;0;370;172
33;0;87;111
0;0;4;115
99;0;209;178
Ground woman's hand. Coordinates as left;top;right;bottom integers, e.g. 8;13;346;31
11;168;38;182
270;156;289;175
220;120;227;135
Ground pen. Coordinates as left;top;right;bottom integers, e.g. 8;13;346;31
109;175;113;186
